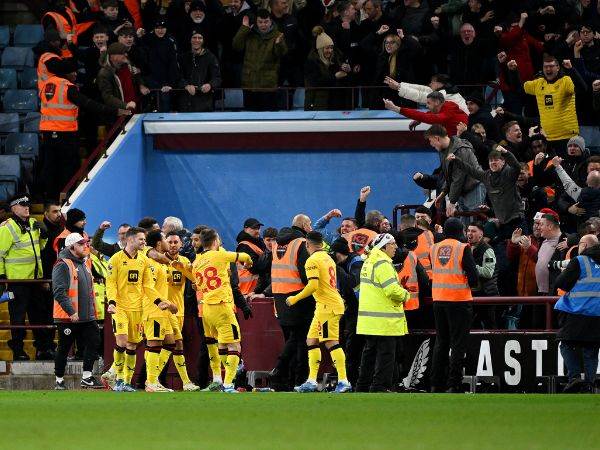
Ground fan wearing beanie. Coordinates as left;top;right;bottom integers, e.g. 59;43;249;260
429;217;479;393
53;208;90;254
304;26;351;110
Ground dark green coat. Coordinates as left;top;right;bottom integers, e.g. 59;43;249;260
232;25;288;89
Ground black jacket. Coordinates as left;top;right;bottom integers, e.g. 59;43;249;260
41;217;64;279
141;33;180;88
52;248;96;322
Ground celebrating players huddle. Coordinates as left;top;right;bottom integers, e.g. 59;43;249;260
98;226;350;394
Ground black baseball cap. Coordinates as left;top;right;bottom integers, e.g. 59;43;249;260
329;237;350;256
243;218;263;229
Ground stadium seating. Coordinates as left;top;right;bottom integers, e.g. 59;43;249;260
22;112;40;132
2;89;38;113
0;113;20;134
13;25;44;48
0;68;18;91
0;26;9;50
18;67;37;89
0;154;22;201
5;133;38;186
293;88;305;110
1;47;35;69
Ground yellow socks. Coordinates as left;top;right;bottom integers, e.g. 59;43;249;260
145;346;161;385
123;349;136;385
206;341;222;382
308;345;321;382
224;351;240;385
159;343;175;372
173;349;191;385
113;345;125;380
329;344;347;382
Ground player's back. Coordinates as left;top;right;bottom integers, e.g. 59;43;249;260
192;250;234;304
144;257;169;319
107;250;148;311
306;250;344;314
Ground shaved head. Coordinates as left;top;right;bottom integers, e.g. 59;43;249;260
579;233;599;254
292;214;312;232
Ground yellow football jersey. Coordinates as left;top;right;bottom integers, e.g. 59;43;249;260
192;250;240;305
106;249;160;312
304;250;345;314
167;255;190;317
145;257;170;319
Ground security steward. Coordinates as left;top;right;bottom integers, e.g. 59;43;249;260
395;242;429;329
53;233;103;390
235;218;269;296
0;194;53;360
269;214;314;390
36;28;77;90
39;61;131;199
429;218;478;393
554;234;600;393
356;233;412;392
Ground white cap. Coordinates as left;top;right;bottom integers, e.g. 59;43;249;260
371;233;395;251
65;233;87;248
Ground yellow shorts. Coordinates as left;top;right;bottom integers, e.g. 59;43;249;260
308;310;342;342
169;314;183;341
112;309;143;344
144;316;173;341
202;302;241;344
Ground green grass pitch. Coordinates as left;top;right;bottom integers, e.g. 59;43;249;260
2;391;599;450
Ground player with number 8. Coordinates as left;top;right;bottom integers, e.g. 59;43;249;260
171;228;252;393
286;231;351;393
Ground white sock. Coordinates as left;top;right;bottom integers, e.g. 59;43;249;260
82;371;92;379
223;383;234;388
108;366;115;375
56;377;64;383
307;379;317;384
213;376;223;383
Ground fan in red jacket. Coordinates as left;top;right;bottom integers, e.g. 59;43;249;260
383;91;469;136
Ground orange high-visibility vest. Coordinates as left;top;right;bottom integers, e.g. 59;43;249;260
69;0;100;13
430;239;473;302
53;229;91;268
123;0;143;30
397;250;419;310
40;76;79;132
236;240;264;295
37;52;62;90
53;258;97;319
43;9;79;57
271;238;306;294
556;245;577;296
344;228;378;255
414;230;434;279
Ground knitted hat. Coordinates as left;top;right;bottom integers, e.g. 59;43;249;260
534;207;559;224
66;208;86;227
313;26;334;50
466;93;484;107
567;135;585;152
189;1;206;12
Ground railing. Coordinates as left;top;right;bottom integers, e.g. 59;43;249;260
59;115;129;205
143;82;502;112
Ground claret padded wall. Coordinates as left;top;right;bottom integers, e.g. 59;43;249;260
67;112;439;248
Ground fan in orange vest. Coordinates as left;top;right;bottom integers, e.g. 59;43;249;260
42;1;95;57
399;213;436;281
39;65;131;198
52;232;103;390
429;218;478;393
235;218;269;295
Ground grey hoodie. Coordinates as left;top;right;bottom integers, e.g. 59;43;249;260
52;248;96;322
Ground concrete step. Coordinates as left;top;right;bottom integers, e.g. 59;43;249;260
0;374;105;390
10;360;101;375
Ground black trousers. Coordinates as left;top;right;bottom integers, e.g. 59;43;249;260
8;283;54;353
54;321;100;378
40;131;80;200
243;91;279;111
343;316;365;387
356;335;397;392
274;319;311;387
431;302;473;390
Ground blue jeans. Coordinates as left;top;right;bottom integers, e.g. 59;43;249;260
457;182;487;227
560;341;599;383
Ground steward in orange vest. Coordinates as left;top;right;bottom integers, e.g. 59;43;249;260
235;218;269;295
270;222;315;388
34;28;77;90
52;232;103;389
39;66;130;198
42;4;94;57
429;218;478;393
